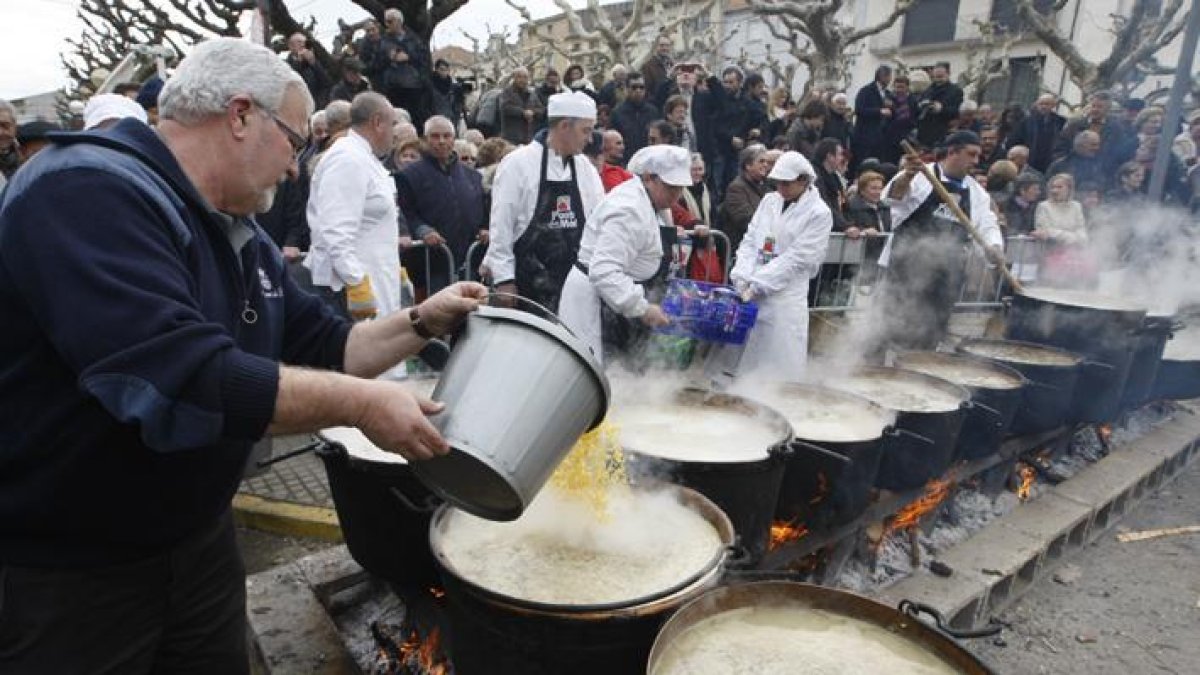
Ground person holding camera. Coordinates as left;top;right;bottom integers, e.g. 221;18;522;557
286;32;331;109
915;63;963;149
379;8;431;128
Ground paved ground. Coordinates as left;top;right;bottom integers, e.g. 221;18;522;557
240;435;332;509
975;458;1200;675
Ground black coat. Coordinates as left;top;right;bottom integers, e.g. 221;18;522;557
1012;111;1065;173
852;83;888;157
845;194;891;233
881;94;919;164
286;54;331;109
916;82;963;148
611;99;662;162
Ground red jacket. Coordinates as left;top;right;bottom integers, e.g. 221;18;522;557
600;163;633;192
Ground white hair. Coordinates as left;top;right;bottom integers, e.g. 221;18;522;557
610;64;627;78
393;107;412;124
159;38;312;125
961;100;978;112
0;99;15;118
324;100;352;130
424;115;455;135
350;92;392;127
384;8;404;24
310;110;326;127
453;139;476;157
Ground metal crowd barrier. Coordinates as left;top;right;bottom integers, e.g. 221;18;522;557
400;241;456;302
459;230;734;285
807;233;1050;313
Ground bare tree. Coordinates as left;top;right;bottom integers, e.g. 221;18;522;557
1015;0;1188;100
62;0;474;100
956;19;1023;103
750;0;919;95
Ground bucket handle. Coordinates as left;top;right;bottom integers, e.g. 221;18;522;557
789;439;852;464
898;599;1003;639
487;291;566;327
388;486;441;513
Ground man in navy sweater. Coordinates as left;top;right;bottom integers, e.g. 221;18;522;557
0;38;484;674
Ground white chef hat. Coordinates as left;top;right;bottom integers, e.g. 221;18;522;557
547;91;596;120
83;93;149;130
626;145;692;187
768;150;817;182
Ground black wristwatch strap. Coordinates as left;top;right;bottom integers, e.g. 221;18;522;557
409;306;435;339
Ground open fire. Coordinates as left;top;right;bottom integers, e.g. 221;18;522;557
371;622;452;675
1097;423;1114;449
1015;463;1037;502
769;519;810;551
885;478;953;536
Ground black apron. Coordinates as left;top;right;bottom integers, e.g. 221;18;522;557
879;166;972;351
513;145;587;313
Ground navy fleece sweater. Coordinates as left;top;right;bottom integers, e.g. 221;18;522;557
0;120;351;567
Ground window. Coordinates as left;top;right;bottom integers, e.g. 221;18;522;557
990;0;1054;35
902;0;960;46
980;56;1044;109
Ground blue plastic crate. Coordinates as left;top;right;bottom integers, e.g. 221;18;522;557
656;279;758;345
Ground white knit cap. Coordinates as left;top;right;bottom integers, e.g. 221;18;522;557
626;145;692;186
83;93;148;130
768;151;817;182
547;91;597;120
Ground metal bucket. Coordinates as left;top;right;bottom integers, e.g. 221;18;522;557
411;300;610;521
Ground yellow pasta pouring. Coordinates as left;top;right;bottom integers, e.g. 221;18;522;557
548;420;628;520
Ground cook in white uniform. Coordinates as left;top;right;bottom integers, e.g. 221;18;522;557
482;91;605;312
729;151;833;382
305;92;402;321
558;146;689;362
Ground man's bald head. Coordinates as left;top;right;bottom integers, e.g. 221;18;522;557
602;129;625;164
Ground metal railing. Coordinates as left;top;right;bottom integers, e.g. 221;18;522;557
400;241;457;301
460;229;734;285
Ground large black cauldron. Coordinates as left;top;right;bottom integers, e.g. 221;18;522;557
958;338;1083;436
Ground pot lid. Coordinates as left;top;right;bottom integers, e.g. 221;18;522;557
959;339;1082;367
319;426;408;465
1018;287;1147;313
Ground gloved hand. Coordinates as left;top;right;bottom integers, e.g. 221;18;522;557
346;276;378;321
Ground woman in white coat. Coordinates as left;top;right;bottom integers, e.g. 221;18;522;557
559;146;691;362
730;151;833;382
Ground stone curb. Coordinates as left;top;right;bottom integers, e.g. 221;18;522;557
233;493;343;542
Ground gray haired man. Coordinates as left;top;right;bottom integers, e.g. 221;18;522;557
0;38;484;674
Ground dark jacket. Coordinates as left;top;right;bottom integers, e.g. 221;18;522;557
717;172;767;251
1056;116;1135;172
286;54;332;109
881;93;919;164
787;121;824;159
814;165;848;231
597;79;625;109
641;55;673;107
845;194;891;233
257;172;310;251
0;119;350;567
916;81;964;148
852;82;889;159
329;76;371;103
1012;110;1065;173
1046;152;1107;191
395;152;486;265
1001;196;1038;234
824;111;853;149
355;36;389;83
611;98;661;162
708;82;763;159
429;73;465;123
498;87;544;146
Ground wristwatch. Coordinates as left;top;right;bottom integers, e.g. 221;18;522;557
409;306;435;339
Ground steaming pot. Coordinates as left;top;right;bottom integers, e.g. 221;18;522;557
957;338;1083;435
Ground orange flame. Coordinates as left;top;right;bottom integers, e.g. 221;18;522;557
1097;423;1113;446
1016;463;1036;502
886;478;952;535
428;586;446;600
769;519;809;551
396;626;450;675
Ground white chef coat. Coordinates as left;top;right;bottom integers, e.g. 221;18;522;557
559;177;666;360
304;130;403;317
730;188;833;382
481;139;605;284
878;166;1003;267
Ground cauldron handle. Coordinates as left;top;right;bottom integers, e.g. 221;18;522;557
724;541;753;567
887;428;935;447
899;599;1003;639
789;439;852;464
388;486;441;513
256;439;322;469
968;400;1004;429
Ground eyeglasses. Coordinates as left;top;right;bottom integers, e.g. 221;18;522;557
263;108;309;159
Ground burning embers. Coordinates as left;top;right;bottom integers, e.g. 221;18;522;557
1096;423;1114;450
371;622;451;675
886;479;952;537
769;519;810;551
1015;463;1037;502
